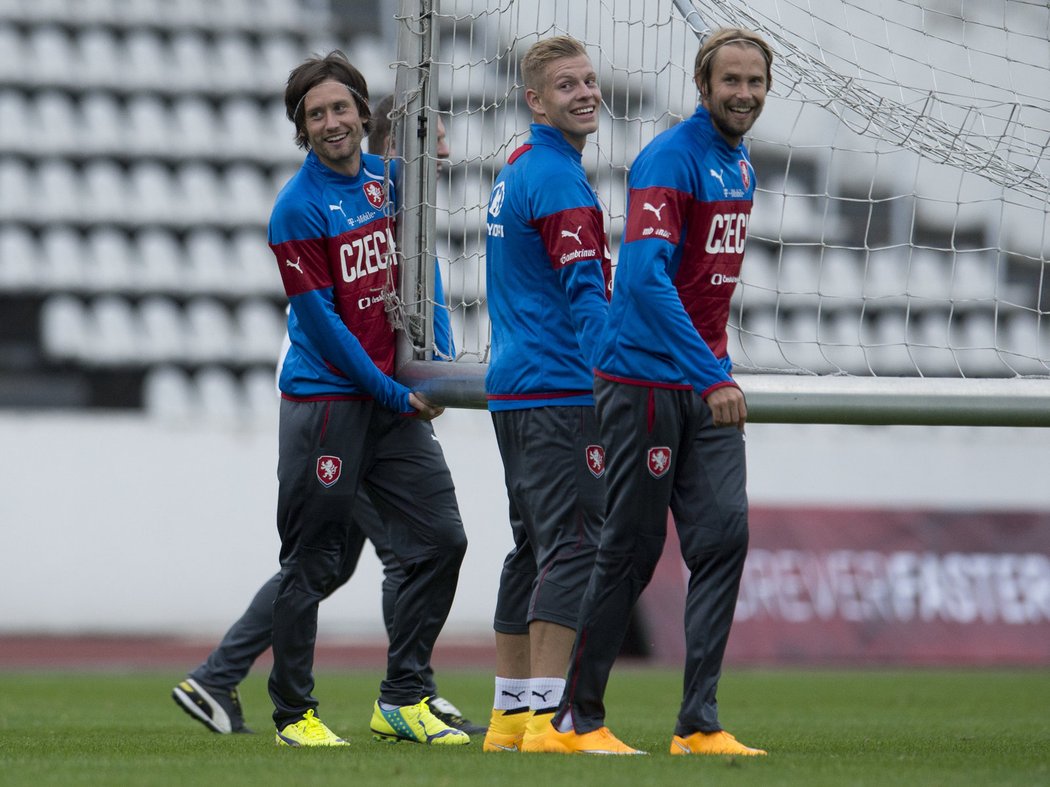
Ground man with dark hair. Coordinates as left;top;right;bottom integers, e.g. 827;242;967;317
171;81;483;740
205;50;466;748
267;50;472;748
480;35;612;754
530;28;773;757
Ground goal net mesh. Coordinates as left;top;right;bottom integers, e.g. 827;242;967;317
390;0;1050;393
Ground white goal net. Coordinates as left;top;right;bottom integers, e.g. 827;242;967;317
388;0;1050;423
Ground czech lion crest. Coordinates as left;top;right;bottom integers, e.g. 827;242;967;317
316;455;342;488
586;444;605;478
647;446;671;479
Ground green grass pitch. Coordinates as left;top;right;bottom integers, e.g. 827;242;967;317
1;667;1047;786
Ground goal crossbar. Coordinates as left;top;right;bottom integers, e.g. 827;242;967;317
400;361;1050;427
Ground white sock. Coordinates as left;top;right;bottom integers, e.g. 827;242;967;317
493;677;530;710
528;677;565;713
555;708;574;732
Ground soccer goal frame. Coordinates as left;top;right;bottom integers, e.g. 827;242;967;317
388;0;1050;426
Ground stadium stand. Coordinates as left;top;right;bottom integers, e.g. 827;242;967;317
1;0;1041;419
0;0;357;417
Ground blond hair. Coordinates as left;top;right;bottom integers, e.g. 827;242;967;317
521;35;589;92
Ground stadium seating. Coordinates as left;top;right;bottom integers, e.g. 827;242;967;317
0;1;1037;422
0;2;343;419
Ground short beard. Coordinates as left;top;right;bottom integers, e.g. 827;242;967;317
711;106;759;143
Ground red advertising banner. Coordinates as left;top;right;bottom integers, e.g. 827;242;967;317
637;507;1050;666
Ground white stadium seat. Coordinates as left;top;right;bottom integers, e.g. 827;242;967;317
128;161;178;225
183;298;235;362
862;249;909;305
0;90;30;153
126;95;171;157
229;227;282;295
25;25;73;88
123;29;169;91
243;366;281;424
86;295;140;365
953;311;1006;376
143;364;194;421
0;159;34;223
172;96;219;157
217;98;265;159
36;159;82;224
907;311;958;377
40;294;88;362
816;247;864;300
183;229;233;293
33;91;79;155
137;296;187;362
0;24;28;84
234;298;285;363
175;163;223;225
259;35;301;92
169;30;213;92
736;243;778;307
906;248;949;301
133;229;185;294
865;311;914;376
0;225;40;292
39;226;87;291
194;366;240;423
951;251;998;301
84;227;134;293
212;33;257;92
75;27;122;89
79;92;125;155
81;160;129;224
224;164;273;224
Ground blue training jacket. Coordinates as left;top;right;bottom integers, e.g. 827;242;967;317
484;123;611;411
595;105;755;397
268;150;412;413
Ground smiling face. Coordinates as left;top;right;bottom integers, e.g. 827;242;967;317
302;80;366;175
698;43;768;147
525;53;601;152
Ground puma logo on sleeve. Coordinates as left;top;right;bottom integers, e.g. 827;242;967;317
560;225;583;244
643;202;666;220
